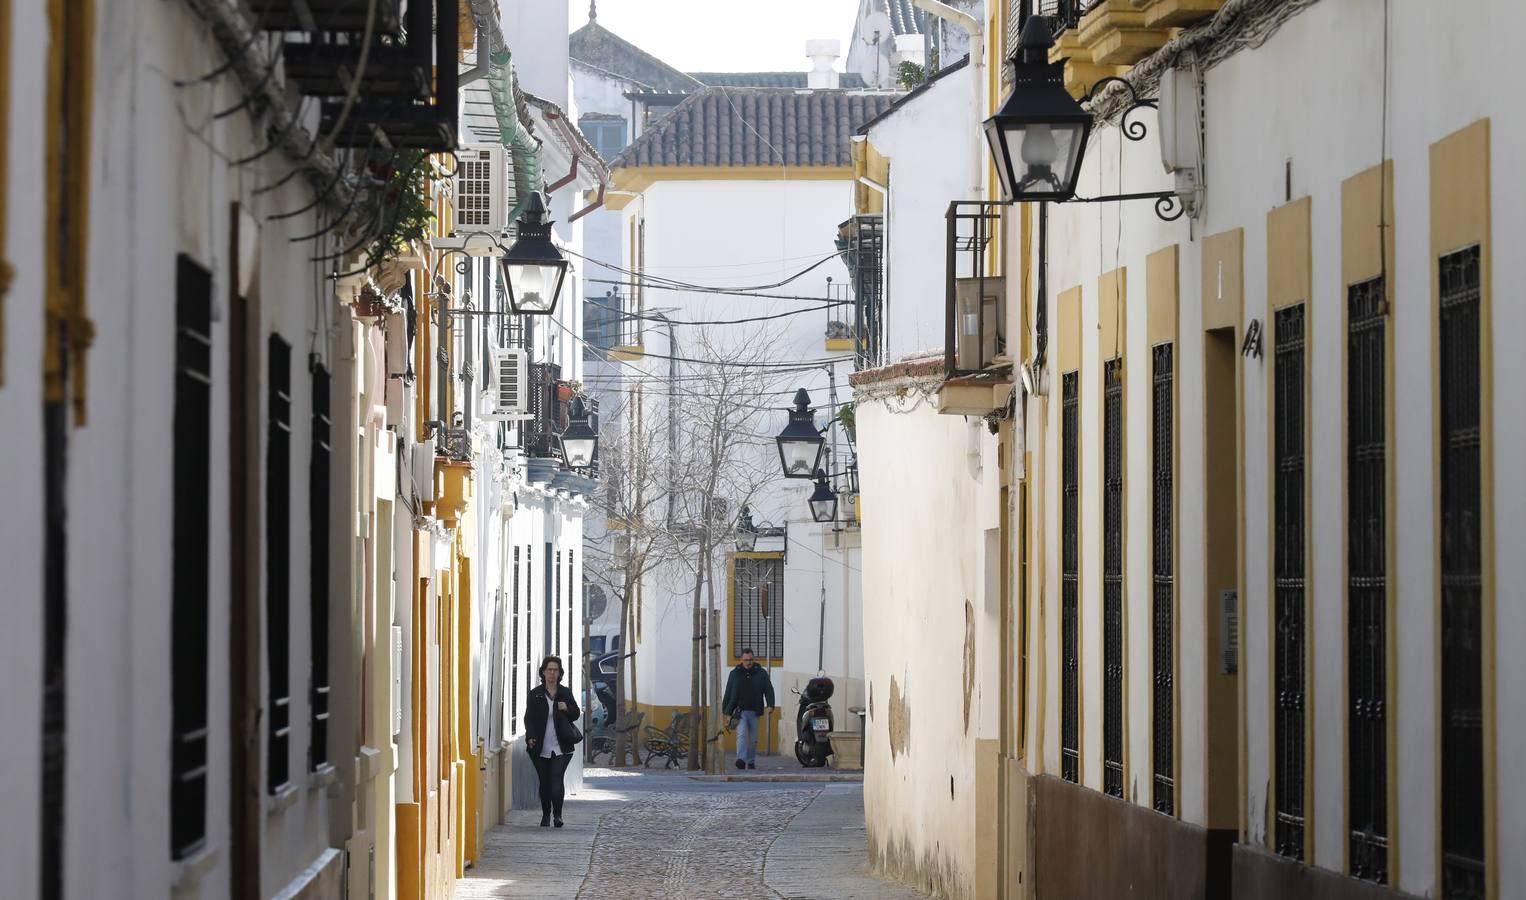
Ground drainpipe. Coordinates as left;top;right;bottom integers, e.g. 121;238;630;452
910;0;983;198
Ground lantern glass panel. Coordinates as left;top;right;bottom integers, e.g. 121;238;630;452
777;437;824;479
561;436;596;468
506;261;566;315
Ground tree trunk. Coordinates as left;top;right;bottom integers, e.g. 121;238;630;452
613;567;635;767
687;539;708;770
708;608;723;774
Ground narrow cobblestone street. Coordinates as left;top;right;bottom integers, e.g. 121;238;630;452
460;766;931;900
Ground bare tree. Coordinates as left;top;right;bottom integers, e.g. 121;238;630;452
665;327;781;773
584;383;680;766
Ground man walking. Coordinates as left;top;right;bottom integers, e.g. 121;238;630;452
721;648;775;770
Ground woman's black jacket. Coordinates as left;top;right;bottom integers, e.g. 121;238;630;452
523;684;581;756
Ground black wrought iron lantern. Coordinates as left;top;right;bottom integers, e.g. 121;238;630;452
498;192;568;316
775;388;825;479
735;504;758;552
560;395;598;469
808;472;838;524
984;17;1092;202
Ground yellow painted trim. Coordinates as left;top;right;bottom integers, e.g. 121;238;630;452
1339;162;1396;880
607;344;646;361
1199;228;1243;835
1057;286;1082;372
45;0;95;421
825;337;855;352
1264;200;1314;858
1429;118;1495;900
612;164;854;195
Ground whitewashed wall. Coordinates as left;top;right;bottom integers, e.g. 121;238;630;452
856;389;1001;898
1034;0;1526;894
0;0;50;895
862;63;977;362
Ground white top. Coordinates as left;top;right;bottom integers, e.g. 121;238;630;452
540;691;562;758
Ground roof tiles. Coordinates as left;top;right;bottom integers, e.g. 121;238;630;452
612;88;899;169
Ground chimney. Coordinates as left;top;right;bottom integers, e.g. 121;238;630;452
806;39;841;89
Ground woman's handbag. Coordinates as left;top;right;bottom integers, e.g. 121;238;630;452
565;721;584;746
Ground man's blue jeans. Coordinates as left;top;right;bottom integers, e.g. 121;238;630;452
736;710;760;765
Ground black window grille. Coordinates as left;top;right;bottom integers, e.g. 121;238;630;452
1061;371;1080;784
544;543;554;658
526;363;565;461
1439;245;1485;900
309;365;331;772
1273;304;1307;860
171;256;213;859
525;544;534;672
732;557;784;659
1151;343;1175;815
1347;277;1388;882
266;335;293;794
567;549;575;696
511;546;520;734
1102;358;1124;798
847;214;885;369
555;549;563;657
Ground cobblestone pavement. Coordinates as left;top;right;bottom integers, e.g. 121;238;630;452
460;767;931;900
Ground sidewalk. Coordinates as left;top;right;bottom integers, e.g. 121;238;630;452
458;766;930;899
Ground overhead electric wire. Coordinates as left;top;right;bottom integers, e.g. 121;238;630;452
544;302;846;372
567;247;847;294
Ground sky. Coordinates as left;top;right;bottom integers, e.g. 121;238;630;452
568;0;860;73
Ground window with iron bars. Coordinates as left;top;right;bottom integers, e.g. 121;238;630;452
554;548;563;657
511;546;521;734
1273;304;1307;860
846;215;885;369
732;557;784;660
1102;358;1124;798
567;550;576;697
266;334;294;795
1347;277;1388;882
1151;343;1175;815
309;365;332;773
171;256;213;860
1061;371;1080;783
1439;244;1484;900
542;543;555;657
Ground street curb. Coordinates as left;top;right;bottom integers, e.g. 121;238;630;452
686;773;864;783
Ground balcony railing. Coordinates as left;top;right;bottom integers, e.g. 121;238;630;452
847;215;885;370
525;362;566;462
260;0;458;150
1027;0;1095;37
944;201;1008;378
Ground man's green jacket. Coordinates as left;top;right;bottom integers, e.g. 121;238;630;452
722;664;776;716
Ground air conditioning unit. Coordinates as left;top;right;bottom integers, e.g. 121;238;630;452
486;347;531;420
452;146;508;238
411;437;437;502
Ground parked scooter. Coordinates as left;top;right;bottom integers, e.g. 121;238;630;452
793;677;834;767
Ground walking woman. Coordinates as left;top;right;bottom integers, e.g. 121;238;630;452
524;655;581;827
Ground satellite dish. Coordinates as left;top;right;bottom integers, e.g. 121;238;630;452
586;584;608;620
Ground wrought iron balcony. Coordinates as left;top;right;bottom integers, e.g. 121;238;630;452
524;362;566;462
842;215;885;370
256;0;458;150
